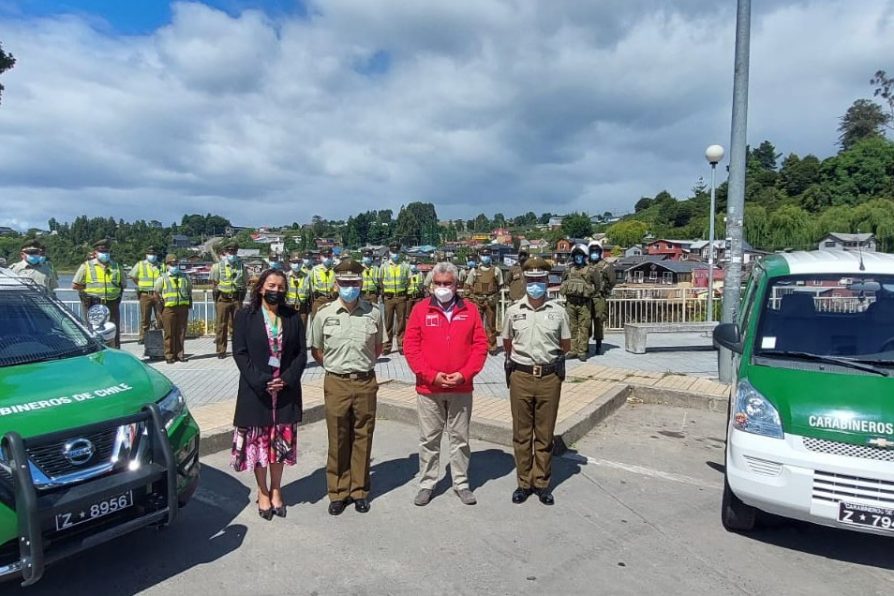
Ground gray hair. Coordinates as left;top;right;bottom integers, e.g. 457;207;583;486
431;261;459;284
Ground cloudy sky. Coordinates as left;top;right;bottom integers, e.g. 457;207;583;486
0;0;891;231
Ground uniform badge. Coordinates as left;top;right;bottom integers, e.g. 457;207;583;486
512;313;527;321
324;317;340;326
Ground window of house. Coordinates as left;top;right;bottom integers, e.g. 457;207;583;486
824;241;836;247
649;271;658;282
662;272;673;284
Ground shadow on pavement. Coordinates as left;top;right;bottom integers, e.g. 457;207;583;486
282;466;328;505
468;448;516;492
370;453;419;501
705;461;725;474
552;449;585;489
187;352;227;362
17;465;249;596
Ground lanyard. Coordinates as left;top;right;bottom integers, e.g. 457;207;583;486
262;307;281;356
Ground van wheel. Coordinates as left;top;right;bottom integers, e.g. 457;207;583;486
721;474;757;532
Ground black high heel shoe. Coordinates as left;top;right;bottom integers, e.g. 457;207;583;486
272;505;287;518
257;499;274;521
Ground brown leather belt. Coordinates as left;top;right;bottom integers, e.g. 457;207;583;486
327;370;376;380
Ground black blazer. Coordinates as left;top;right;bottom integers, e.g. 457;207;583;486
232;305;307;427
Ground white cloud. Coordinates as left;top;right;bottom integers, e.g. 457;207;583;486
0;0;892;231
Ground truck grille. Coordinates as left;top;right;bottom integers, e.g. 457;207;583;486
27;429;118;478
803;437;894;462
813;471;894;508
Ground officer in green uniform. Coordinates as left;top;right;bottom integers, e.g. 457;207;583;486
502;256;571;506
10;239;58;292
379;241;411;355
310;258;384;516
209;240;246;359
360;248;380;304
286;250;308;309
588;241;616;355
72;238;126;348
154;254;193;364
295;250;315;329
507;249;529;303
464;247;504;355
309;247;338;318
129;245;162;344
560;243;599;361
407;263;425;313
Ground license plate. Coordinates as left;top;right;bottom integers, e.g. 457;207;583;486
55;491;133;532
838;501;894;531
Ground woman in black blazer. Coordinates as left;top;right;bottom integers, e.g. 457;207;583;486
231;269;307;519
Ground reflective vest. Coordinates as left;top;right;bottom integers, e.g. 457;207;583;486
381;263;409;294
409;273;424;298
297;267;313;300
311;266;336;297
216;262;240;293
161;275;191;307
362;265;379;293
287;272;306;305
136;260;160;291
83;260;123;301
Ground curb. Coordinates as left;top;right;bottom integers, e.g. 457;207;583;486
198;402;327;457
553;384;631;455
626;384;728;412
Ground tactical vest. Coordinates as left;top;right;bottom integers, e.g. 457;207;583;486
471;267;497;296
507;265;525;301
561;265;595;298
83;261;123;301
161;275;191;307
136;260;160;291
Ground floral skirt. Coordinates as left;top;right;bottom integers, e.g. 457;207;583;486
231;424;298;472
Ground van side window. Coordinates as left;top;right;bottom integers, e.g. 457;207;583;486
737;269;762;337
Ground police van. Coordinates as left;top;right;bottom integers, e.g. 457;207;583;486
0;269;200;585
714;250;894;535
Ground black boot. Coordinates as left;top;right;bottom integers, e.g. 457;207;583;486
595;340;602;355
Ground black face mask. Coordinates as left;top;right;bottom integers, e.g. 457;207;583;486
263;291;284;306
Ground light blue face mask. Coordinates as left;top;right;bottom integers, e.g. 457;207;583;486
303;259;313;267
589;252;602;262
526;282;547;299
168;266;180;275
96;252;110;263
339;285;360;303
390;253;400;263
467;260;476;268
147;254;158;263
410;266;418;274
290;263;301;272
573;254;585;265
323;257;334;268
25;254;41;266
480;255;492;266
362;257;372;266
38;255;47;265
226;254;237;264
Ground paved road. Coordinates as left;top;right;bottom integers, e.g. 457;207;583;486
14;408;894;595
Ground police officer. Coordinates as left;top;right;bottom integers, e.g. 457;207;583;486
309;247;338;318
10;239;58;292
379;241;410;355
210;240;246;359
360;248;380;304
507;249;529;303
502;256;571;506
129;245;162;344
286;250;308;309
464;247;504;355
407;262;425;313
310;258;384;515
155;254;193;364
295;250;316;329
72;238;126;348
560;243;599;362
588;241;616;355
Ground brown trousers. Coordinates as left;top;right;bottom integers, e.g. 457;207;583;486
509;370;562;490
472;295;498;350
214;297;239;355
80;295;121;348
382;294;408;351
138;292;163;341
161;305;189;361
323;374;378;501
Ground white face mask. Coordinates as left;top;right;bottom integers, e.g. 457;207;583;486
433;286;455;303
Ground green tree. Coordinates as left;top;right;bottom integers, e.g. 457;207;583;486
767;205;815;250
777;153;821;197
633;197;653;212
838;99;890;151
822;136;894;204
606;220;649;247
743;204;769;249
395;202;439;245
473;213;490;232
871;69;894;128
561;212;592;238
750;140;780;170
0;42;14;105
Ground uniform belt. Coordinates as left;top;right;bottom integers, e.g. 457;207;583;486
327;370;376;380
565;295;591;305
217;293;236;301
314;292;336;300
514;362;559;378
383;291;406;297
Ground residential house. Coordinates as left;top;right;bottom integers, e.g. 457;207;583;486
491;228;513;245
171;234;192;249
547;216;564;230
625;260;699;285
645;239;695;260
818;232;877;253
554;238;590;263
315;237;338;251
625;246;644;257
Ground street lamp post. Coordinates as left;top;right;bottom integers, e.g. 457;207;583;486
705;145;725;322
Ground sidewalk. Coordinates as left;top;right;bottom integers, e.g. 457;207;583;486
120;331;726;454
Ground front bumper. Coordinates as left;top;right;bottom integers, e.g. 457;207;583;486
0;404;199;586
727;427;894;536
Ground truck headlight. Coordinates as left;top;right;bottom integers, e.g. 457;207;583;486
157;387;186;430
733;379;784;439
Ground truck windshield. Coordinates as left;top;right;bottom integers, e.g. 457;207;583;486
755;274;894;363
0;290;99;367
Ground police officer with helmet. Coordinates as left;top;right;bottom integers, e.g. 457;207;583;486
588;240;616;355
560;243;599;361
502;256;571;506
507;249;529;303
72;238;126;348
464;246;504;355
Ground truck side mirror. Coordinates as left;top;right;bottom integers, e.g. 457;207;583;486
713;323;743;354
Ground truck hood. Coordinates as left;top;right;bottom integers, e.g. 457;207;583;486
0;349;173;438
748;364;894;445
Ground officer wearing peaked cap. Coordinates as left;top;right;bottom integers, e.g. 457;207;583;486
10;239;58;292
379;241;411;355
155;254;193;364
129;245;163;344
72;238;126;348
309;247;339;318
210;239;247;359
310;257;384;515
360;248;381;304
502;256;571;506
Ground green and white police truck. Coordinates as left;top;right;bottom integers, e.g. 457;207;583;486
715;250;894;535
0;269;200;586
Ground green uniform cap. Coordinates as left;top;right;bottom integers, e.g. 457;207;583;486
522;256;550;277
93;238;112;250
165;253;178;264
333;258;363;280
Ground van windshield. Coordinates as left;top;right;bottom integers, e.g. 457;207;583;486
755;274;894;362
0;289;99;368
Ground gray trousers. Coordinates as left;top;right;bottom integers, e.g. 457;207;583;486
417;393;473;490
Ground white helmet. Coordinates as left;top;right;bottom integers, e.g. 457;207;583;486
571;243;589;256
588;240;602;251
